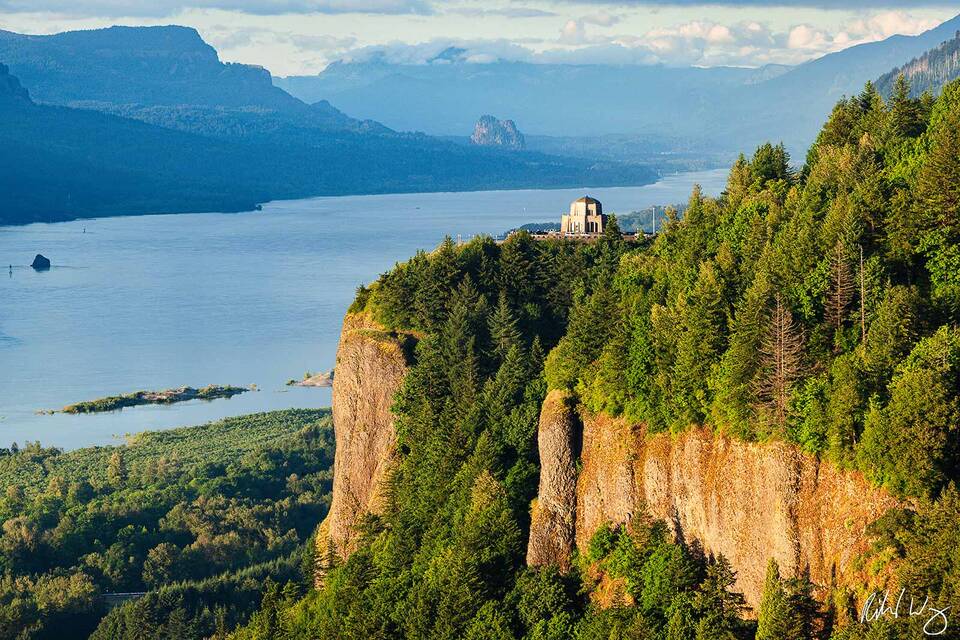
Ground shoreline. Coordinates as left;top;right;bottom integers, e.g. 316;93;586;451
0;168;735;230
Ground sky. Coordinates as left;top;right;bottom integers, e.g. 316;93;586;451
0;1;957;76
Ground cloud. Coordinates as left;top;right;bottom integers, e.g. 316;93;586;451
204;24;356;50
551;9;945;67
560;0;955;6
0;0;432;17
339;38;540;65
326;6;949;69
559;19;587;44
558;11;622;45
445;6;556;18
580;12;620;27
785;11;938;53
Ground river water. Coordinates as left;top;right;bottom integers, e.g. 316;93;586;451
0;169;727;449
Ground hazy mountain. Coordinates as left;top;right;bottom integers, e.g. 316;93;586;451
276;59;761;138
735;13;960;150
0;63;275;225
276;14;960;154
0;25;296;109
0;25;386;137
471;115;524;150
877;30;960;97
0;61;657;226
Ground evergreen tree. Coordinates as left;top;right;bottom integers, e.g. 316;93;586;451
107;451;126;488
489;292;523;363
889;74;922;139
756;559;792;640
665;593;697;640
415;236;461;331
916;86;960;313
692;556;745;640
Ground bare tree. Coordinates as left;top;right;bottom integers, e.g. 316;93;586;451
825;240;855;349
859;244;867;345
755;293;805;427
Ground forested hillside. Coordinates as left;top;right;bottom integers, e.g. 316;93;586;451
233;77;960;640
0;410;334;639
878;31;960;98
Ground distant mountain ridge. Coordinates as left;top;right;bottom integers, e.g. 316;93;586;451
0;48;658;226
736;13;960;148
877;30;960;97
0;25;289;108
0;25;387;137
275;61;762;138
276;13;960;153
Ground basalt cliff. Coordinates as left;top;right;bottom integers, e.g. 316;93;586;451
528;389;898;609
315;312;414;575
320;322;897;607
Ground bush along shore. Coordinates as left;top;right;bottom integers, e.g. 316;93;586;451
51;385;252;414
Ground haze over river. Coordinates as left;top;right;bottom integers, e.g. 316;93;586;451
0;169;726;449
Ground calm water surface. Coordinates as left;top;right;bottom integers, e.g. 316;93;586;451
0;169;726;449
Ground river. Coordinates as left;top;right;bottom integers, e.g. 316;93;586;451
0;169;727;449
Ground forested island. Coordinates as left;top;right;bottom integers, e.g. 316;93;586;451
54;385;250;414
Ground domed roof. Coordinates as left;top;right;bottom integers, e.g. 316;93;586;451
574;196;600;204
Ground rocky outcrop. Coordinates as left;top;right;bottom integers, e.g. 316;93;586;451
30;254;50;270
527;390;580;571
317;312;413;574
471;115;525;150
528;392;899;610
0;63;30;104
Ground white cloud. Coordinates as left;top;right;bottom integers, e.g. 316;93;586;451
559;19;586;44
445;6;556;19
784;10;938;54
580;12;620;27
845;10;940;40
558;11;622;45
548;9;948;67
0;0;432;17
339;38;538;65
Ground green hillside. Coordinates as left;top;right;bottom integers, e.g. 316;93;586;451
233;78;960;640
878;31;960;98
0;410;334;639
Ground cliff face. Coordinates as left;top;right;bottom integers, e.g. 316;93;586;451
529;389;899;609
317;312;413;571
527;390;579;571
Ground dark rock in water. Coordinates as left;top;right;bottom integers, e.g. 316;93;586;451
31;254;50;270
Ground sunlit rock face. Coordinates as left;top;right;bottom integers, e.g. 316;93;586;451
315;312;413;583
528;394;899;610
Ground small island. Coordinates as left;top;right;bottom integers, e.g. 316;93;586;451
55;385;251;414
287;370;334;387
